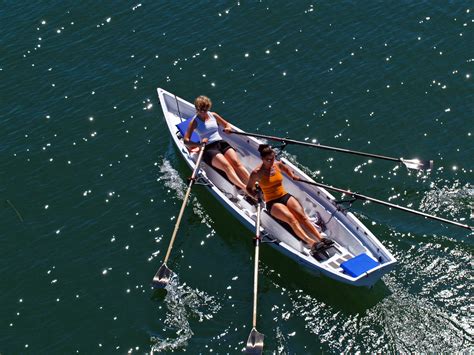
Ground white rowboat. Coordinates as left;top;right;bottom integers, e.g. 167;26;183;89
157;88;396;287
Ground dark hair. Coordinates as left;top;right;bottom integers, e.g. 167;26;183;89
258;144;274;158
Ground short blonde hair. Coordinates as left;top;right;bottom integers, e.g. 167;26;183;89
194;95;212;111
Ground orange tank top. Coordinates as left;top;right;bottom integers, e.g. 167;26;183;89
259;163;287;202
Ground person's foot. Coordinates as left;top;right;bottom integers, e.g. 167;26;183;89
321;237;334;246
310;241;329;261
310;237;337;258
310;241;323;255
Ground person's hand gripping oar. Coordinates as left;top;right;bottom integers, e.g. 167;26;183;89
245;183;265;354
152;142;207;288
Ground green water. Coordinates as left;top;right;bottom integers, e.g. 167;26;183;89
1;1;472;353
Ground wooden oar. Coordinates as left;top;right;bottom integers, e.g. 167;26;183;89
298;178;473;231
230;130;433;171
152;143;207;288
245;189;264;354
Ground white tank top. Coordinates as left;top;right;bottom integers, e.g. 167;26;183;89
193;112;222;144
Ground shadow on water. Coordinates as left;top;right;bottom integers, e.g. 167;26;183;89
260;244;392;314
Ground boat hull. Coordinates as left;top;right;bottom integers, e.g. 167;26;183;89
157;88;396;287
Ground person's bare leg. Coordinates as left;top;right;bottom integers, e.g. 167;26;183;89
270;203;317;246
286;196;323;241
224;148;250;184
211;153;247;191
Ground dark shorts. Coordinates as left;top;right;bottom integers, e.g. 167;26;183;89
266;193;293;214
203;140;233;166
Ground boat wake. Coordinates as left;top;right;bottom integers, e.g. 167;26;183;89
259;241;472;353
158;158;188;200
420;179;473;222
374;276;473;353
384;234;473;349
158;158;214;229
150;275;222;353
150;159;222;352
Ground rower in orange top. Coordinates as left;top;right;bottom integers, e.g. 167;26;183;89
246;144;333;258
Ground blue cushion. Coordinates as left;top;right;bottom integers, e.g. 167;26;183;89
340;253;379;278
176;117;200;143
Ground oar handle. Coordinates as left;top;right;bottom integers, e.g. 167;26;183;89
163;143;207;264
298;179;473;231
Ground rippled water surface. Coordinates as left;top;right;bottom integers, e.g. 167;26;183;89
1;1;472;353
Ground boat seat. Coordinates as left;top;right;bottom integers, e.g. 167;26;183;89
340;253;379;277
176;117;200;143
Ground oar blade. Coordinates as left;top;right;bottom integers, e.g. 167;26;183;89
152;264;172;288
401;158;433;170
245;328;264;354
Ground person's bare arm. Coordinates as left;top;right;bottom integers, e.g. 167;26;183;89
246;170;260;196
212;112;232;133
278;161;299;180
184;119;204;147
